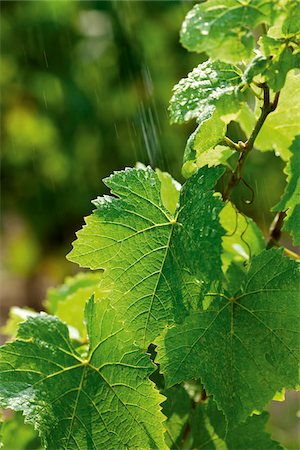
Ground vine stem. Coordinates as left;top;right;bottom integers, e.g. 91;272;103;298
267;211;300;260
222;84;280;201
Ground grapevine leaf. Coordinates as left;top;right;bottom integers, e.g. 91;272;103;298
0;297;167;450
155;168;181;215
156;248;300;424
169;60;241;125
162;386;192;449
274;136;300;245
191;399;283;450
45;272;106;338
68;166;225;347
1;307;81;343
220;201;265;270
237;71;300;160
282;0;300;35
244;34;300;91
182;111;235;178
1;307;37;339
180;0;280;63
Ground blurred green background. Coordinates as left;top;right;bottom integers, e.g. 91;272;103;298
0;1;298;448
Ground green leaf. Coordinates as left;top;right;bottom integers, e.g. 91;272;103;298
45;272;106;338
238;71;300;160
180;0;280;63
244;33;300;91
169;60;241;125
274;136;300;245
191;399;282;450
68;166;225;347
162;386;191;449
156;248;300;424
155;168;181;215
0;297;167;449
220;201;265;270
244;36;300;92
182;111;235;178
1;307;38;339
282;0;300;35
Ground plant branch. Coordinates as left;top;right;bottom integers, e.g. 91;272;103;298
222;84;280;201
267;211;286;248
267;211;300;260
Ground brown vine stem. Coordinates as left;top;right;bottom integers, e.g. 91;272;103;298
267;211;300;260
222;84;280;201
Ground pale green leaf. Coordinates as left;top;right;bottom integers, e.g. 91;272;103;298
155;168;181;215
180;0;280;63
182;110;235;178
169;60;241;125
238;71;300;160
274;135;300;245
244;33;300;91
1;307;37;339
220;201;265;270
0;297;167;450
46;272;106;338
68;166;224;348
156;248;300;424
282;0;300;35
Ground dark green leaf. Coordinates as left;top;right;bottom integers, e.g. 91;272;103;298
274;136;300;245
191;399;283;449
162;386;192;449
156;249;300;424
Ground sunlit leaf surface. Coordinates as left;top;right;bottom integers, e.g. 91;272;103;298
0;297;166;450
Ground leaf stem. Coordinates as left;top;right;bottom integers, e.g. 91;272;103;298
284;247;300;260
222;84;280;201
222;136;241;152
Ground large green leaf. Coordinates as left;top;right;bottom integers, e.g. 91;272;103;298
191;398;282;450
0;297;166;449
237;71;300;160
180;0;280;63
169;60;241;125
156;248;300;424
68;166;225;347
274;136;300;245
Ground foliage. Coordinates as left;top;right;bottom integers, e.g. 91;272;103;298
1;1;299;449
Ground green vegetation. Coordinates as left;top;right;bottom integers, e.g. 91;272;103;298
1;1;299;449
